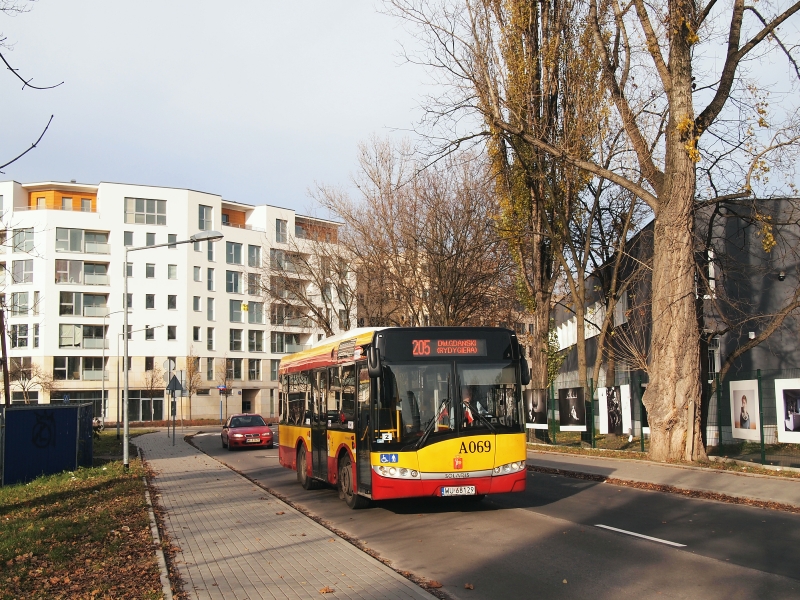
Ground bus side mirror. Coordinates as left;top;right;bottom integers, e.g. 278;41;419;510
521;359;531;386
367;346;381;378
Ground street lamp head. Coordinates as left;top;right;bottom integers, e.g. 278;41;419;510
190;230;224;243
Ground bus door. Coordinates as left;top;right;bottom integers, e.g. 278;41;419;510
355;361;372;496
311;370;328;480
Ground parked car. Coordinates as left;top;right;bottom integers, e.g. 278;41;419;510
221;414;273;450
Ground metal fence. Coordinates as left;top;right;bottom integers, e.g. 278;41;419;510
527;368;800;468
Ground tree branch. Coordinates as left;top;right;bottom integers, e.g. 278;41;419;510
0;114;53;172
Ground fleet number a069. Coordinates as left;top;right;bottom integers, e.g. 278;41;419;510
459;440;491;454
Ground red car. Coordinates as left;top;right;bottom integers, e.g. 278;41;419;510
221;414;274;450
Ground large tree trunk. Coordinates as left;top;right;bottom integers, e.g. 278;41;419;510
531;291;552;389
642;43;706;461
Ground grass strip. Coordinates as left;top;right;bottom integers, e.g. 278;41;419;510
0;460;163;599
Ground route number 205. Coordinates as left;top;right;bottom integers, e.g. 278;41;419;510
412;339;431;356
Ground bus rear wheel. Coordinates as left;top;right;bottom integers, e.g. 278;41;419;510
338;454;369;509
296;446;318;490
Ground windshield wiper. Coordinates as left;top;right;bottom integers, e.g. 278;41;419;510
414;399;449;450
465;402;496;432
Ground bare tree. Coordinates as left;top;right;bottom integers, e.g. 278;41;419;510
216;356;233;421
388;0;800;462
317;137;516;328
184;348;203;422
8;359;53;403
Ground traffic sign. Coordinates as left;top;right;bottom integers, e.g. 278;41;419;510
166;375;184;393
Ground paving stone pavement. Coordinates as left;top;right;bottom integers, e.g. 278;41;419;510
135;432;433;600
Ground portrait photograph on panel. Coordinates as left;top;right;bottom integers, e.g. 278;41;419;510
525;389;548;429
558;387;586;431
598;385;632;435
728;380;760;441
774;378;800;444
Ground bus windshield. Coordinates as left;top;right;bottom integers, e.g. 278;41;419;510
377;360;523;450
457;363;522;431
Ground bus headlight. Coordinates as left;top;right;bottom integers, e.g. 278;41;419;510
492;461;525;475
374;465;421;479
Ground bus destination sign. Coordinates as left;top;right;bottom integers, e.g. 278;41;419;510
411;339;487;357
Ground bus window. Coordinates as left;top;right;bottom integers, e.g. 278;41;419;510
288;372;310;426
327;367;341;425
457;363;522;431
341;365;356;425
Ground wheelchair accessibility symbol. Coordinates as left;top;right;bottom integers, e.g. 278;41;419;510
379;453;399;464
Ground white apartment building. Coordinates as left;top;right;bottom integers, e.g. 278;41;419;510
0;180;346;422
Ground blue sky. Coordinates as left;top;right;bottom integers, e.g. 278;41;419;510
0;1;429;212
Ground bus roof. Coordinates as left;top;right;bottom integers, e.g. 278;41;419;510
279;327;384;374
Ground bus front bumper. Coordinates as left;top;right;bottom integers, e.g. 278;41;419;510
370;469;526;500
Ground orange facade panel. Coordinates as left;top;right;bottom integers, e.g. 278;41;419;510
28;190;97;212
222;209;247;227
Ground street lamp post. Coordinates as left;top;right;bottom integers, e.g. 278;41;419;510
102;309;128;425
117;325;163;439
123;230;223;469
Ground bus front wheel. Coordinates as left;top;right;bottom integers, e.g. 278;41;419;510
338;455;369;509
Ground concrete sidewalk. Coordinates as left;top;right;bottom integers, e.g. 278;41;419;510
527;448;800;508
135;432;433;600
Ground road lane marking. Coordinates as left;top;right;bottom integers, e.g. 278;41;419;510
595;524;686;548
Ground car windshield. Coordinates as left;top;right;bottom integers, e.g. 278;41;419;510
230;415;266;428
379;362;452;448
457;363;522;431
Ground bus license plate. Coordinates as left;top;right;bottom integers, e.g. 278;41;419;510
441;486;476;496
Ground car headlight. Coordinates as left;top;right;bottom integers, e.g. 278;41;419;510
492;461;525;475
232;433;244;438
373;465;421;479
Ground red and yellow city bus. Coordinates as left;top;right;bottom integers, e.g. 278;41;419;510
278;327;530;508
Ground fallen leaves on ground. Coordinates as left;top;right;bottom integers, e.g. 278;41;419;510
465;583;474;589
319;586;335;594
427;580;443;588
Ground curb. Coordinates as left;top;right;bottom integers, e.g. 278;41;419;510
527;446;800;481
141;476;173;600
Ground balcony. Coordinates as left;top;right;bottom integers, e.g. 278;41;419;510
84;242;110;254
82;339;109;350
82;370;108;381
83;306;109;317
222;222;266;233
285;343;311;353
84;273;109;285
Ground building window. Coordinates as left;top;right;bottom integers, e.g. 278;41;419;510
59;324;81;348
12;260;33;283
55;228;83;252
206;357;214;380
206;327;214;351
83;294;107;317
207;268;214;291
146;294;155;309
10;324;28;348
167;326;177;340
229;299;242;322
248;302;264;324
168;264;177;279
229;329;243;351
62;197;73;210
12;228;34;253
226;242;242;265
193;326;201;342
145;356;154;371
248;245;261;268
248;330;263;352
276;219;287;243
124;231;133;246
207;240;215;261
226;270;241;293
193;266;201;281
247;273;260;295
33;323;39;348
146;233;156;247
167;295;177;310
168;234;177;248
227;358;243;380
193;241;201;252
248;359;261;381
84;232;108;254
270;359;280;381
55;260;82;284
124;293;133;309
145;326;155;341
199;205;212;231
81;198;92;212
125;262;133;277
125;197;166;225
84;262;107;285
193;296;201;311
53;357;80;381
221;213;229;225
207;297;214;320
10;292;28;316
146;263;155;278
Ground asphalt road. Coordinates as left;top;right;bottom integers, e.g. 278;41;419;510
192;428;800;599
